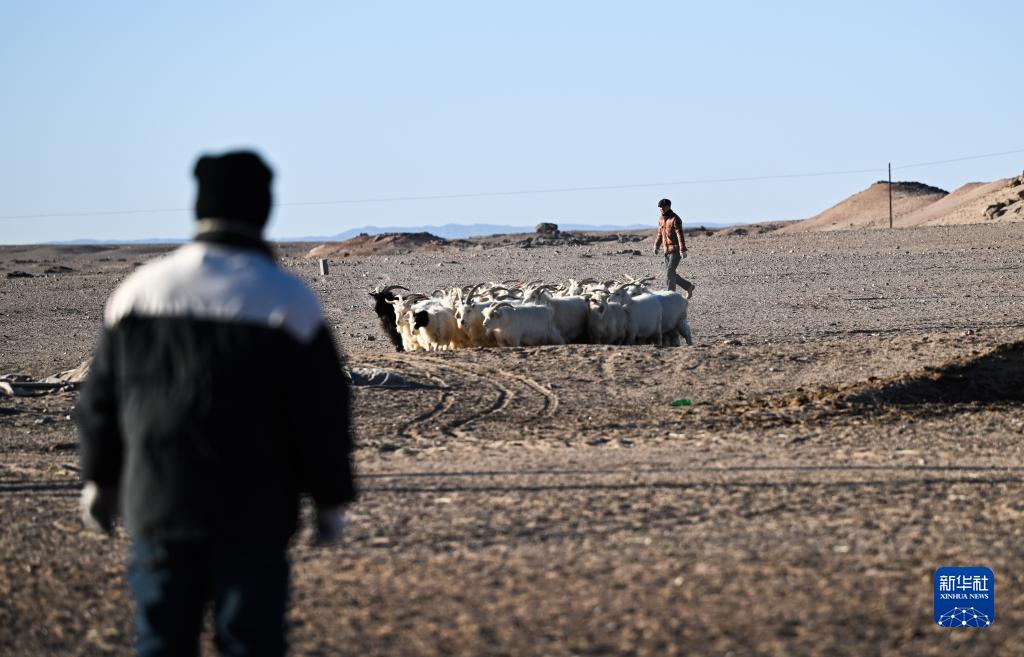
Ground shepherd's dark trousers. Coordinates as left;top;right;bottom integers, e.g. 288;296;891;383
664;253;692;292
128;538;289;657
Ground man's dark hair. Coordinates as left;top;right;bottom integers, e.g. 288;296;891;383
658;198;672;208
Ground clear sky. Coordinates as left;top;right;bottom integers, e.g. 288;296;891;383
2;1;1022;244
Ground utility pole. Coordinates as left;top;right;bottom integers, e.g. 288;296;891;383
888;162;893;229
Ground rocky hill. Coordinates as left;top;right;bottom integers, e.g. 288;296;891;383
780;181;948;232
306;232;467;257
900;174;1024;226
782;169;1024;232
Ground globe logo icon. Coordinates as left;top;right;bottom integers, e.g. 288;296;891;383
934;567;995;628
937;607;992;628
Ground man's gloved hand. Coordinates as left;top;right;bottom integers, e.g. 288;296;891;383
653;246;660;255
681;249;688;259
311;505;348;547
80;481;118;535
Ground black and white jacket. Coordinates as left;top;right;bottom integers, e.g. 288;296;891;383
76;230;356;545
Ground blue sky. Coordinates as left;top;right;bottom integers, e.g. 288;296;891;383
2;1;1022;243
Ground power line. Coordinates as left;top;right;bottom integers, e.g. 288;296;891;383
893;147;1024;171
2;146;1022;221
277;166;886;206
0;167;885;221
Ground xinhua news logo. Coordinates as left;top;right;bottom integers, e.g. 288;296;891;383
934;567;994;628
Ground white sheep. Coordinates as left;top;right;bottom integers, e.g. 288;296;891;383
410;300;459;351
524;285;589;344
650;290;693;346
584;294;630;344
611;286;663;345
481;302;565;347
389;294;428;351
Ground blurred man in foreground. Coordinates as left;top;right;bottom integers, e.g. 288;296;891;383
75;150;356;657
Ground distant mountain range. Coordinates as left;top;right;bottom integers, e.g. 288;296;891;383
52;221;741;245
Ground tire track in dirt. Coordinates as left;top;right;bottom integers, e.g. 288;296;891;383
496;367;560;417
368;353;560;442
369;354;510;442
354;355;456;442
438;361;514;431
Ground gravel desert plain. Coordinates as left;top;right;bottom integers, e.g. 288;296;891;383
2;212;1024;655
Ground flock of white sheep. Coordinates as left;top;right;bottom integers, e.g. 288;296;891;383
369;277;693;351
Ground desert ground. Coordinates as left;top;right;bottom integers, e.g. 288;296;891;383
2;221;1024;656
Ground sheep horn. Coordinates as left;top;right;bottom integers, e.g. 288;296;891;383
465;282;486;303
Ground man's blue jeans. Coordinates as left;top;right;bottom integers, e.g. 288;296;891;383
127;538;289;657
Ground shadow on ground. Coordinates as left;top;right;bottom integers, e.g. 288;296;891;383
696;341;1024;431
843;341;1024;406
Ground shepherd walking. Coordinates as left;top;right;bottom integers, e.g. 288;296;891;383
653;198;695;297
